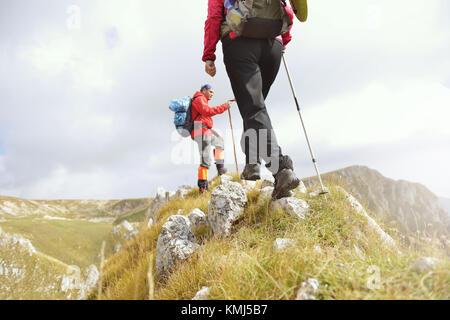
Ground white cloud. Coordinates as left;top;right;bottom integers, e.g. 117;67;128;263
24;165;115;199
276;78;450;149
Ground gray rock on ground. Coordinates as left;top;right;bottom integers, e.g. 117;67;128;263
261;179;274;188
242;180;257;191
188;208;209;235
175;185;192;199
296;278;320;300
220;174;233;184
148;187;169;220
208;181;247;237
271;197;309;220
258;186;274;204
409;257;440;272
192;286;211;300
297;181;307;194
274;238;295;251
156;215;199;279
114;243;122;253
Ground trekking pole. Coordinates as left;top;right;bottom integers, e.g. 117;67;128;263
282;54;328;196
227;103;240;175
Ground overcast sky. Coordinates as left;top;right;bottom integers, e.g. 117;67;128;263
1;0;449;200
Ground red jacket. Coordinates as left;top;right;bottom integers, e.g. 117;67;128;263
203;0;295;62
191;91;228;138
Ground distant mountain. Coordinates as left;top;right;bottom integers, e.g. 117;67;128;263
304;165;450;236
440;197;450;216
0;196;151;221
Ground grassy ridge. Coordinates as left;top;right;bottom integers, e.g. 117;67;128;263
92;179;450;300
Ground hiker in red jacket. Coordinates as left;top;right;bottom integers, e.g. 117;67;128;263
192;84;233;193
202;0;300;199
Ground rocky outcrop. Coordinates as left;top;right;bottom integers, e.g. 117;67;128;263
208;182;247;237
155;215;199;280
338;187;398;251
111;220;140;242
188;209;209;236
305;165;450;236
271;197;309;220
148;187;170;220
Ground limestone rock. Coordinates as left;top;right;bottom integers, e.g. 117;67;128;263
242;180;257;191
83;265;99;291
258;186;274;204
220;174;233;184
156;215;199;279
274;238;295;251
148;187;169;220
114;243;122;253
188;208;209;235
409;257;439;272
271;197;309;220
338;187;398;251
296;278;320;300
208;181;247;237
261;179;274;189
175;185;192;199
297;181;307;194
314;245;323;254
192;286;211;300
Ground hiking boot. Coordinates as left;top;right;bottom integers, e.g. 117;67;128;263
240;164;261;181
217;166;227;176
198;180;209;194
271;155;300;200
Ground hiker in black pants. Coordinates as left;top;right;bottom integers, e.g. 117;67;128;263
202;0;299;199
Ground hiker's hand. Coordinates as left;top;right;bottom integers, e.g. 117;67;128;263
205;60;216;77
226;100;233;109
282;46;286;54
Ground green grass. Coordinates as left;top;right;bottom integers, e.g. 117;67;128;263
91;181;450;300
0;216;114;268
113;208;149;226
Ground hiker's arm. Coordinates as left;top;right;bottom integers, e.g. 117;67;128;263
203;0;224;63
193;96;229;117
282;5;294;48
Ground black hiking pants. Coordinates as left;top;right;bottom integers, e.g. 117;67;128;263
222;35;283;174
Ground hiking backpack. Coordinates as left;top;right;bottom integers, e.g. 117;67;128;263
169;95;201;137
223;0;292;39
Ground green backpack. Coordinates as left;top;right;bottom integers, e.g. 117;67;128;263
222;0;292;39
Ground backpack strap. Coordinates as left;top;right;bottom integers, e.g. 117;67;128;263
191;95;203;122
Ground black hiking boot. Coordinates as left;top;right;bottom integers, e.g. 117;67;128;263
240;164;261;181
272;156;300;200
198;180;209;194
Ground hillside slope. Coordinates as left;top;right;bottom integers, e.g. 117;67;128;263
304;166;450;236
0;196;153;299
93;176;449;300
440;198;450;216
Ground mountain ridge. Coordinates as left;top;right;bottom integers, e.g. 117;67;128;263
303;165;449;237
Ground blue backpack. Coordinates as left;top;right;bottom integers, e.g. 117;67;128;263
169;95;202;137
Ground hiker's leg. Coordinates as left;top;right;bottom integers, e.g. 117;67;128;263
211;129;226;175
222;37;282;174
195;134;213;191
260;40;283;100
